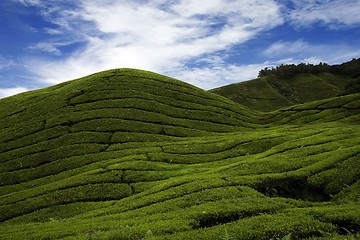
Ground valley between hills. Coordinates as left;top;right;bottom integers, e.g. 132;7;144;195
0;67;359;239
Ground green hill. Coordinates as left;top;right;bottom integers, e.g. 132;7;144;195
211;72;357;112
0;69;359;240
211;59;360;112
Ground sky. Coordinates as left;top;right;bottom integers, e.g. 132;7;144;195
0;0;360;98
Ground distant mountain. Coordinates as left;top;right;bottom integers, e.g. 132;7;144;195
0;68;359;240
211;59;360;111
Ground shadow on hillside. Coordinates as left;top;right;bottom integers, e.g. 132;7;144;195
254;176;331;202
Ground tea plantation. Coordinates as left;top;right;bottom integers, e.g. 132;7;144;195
0;69;359;239
211;72;358;112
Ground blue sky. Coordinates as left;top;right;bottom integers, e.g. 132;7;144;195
1;0;360;98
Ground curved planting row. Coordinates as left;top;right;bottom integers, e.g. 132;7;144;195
0;69;359;239
265;92;360;125
0;125;359;239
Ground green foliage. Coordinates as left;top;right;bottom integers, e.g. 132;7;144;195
344;77;360;95
258;58;360;79
280;233;292;240
0;68;359;240
213;58;360;111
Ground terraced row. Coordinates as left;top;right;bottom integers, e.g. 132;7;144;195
0;69;259;129
1;124;359;239
265;92;360;125
0;70;261;189
0;69;359;239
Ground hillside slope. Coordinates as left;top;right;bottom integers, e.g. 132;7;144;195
211;72;357;112
0;69;359;240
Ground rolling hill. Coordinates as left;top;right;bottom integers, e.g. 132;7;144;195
0;68;359;240
211;59;360;112
210;72;357;112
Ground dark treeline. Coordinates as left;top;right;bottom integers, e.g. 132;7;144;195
258;58;360;79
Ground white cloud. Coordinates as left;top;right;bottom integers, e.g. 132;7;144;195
171;63;268;90
28;42;62;55
18;0;41;6
263;40;310;57
44;28;63;35
0;56;16;70
263;39;360;65
15;0;358;92
286;0;360;27
19;0;283;87
0;87;30;99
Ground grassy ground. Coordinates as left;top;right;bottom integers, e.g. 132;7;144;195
0;69;359;239
211;73;356;111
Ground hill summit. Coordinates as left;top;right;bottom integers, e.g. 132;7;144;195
0;68;359;240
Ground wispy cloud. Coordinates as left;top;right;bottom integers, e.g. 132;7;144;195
263;39;360;65
1;0;358;99
0;87;30;99
263;40;310;57
28;42;64;55
18;0;41;6
172;63;269;89
0;56;16;71
286;0;360;28
19;0;283;86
